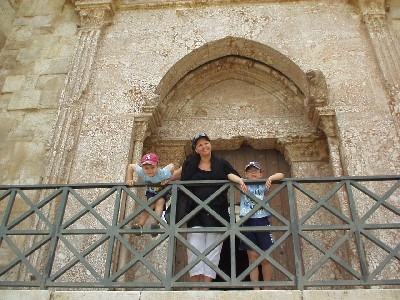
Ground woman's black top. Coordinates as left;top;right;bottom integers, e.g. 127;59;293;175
181;154;240;228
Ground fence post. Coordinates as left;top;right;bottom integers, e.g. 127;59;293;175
287;180;304;290
42;187;69;289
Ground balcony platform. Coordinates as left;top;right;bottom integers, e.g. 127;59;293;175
1;289;400;300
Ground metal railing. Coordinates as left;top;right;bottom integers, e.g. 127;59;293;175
0;175;399;290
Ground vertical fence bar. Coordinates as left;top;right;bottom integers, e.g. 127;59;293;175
287;180;304;290
345;179;369;284
229;182;237;286
42;187;69;289
104;187;122;283
165;183;178;290
0;189;16;245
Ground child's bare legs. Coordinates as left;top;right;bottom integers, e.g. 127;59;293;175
152;197;165;225
135;197;164;226
261;258;272;289
133;197;165;236
247;249;261;290
136;210;149;227
148;198;164;236
247;249;272;290
190;274;213;290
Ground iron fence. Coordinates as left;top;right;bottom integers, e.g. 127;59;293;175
0;175;399;290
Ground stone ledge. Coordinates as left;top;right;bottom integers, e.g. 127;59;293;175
302;289;400;300
0;290;51;300
0;289;399;300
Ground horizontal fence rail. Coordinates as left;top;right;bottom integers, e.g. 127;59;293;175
0;176;399;290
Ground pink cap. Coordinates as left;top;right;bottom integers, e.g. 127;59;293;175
141;153;159;165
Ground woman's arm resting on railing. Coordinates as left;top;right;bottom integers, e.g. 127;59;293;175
169;166;182;181
228;173;247;193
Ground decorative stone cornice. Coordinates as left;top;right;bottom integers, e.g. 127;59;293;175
358;0;386;16
133;103;162;141
306;69;328;122
133;117;151;142
313;107;337;138
75;0;115;30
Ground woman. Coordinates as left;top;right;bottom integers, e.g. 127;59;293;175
170;133;245;288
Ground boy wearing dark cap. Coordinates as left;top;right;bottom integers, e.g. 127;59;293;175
126;153;174;236
229;161;284;289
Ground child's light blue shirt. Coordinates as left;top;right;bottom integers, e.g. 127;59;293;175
239;183;271;218
135;166;172;193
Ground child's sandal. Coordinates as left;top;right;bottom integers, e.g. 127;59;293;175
131;224;143;236
150;224;160;237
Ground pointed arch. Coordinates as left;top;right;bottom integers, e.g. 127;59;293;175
142;36;337;170
156;36;309;103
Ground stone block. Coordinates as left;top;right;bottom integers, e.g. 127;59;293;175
8;90;41;110
37;74;66;90
39;90;61;109
16;47;43;63
32;34;59;49
4;39;32;51
52;291;141;300
0;93;12;109
18;0;65;17
2;75;25;93
21;75;39;90
0;117;14;144
54;23;78;36
14;15;53;27
141;290;302;300
303;289;400;300
34;58;70;74
0;290;51;300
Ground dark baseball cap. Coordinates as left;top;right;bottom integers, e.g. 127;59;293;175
245;161;262;171
191;132;210;149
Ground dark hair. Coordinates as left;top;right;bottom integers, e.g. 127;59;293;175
191;132;210;150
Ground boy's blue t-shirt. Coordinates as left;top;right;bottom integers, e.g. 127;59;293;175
239;183;271;218
135;165;172;193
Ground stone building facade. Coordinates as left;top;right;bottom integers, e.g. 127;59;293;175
0;0;399;287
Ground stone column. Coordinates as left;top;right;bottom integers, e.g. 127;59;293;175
43;0;115;184
359;0;400;138
21;0;115;282
314;107;361;280
116;109;168;284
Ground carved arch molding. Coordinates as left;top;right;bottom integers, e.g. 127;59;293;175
134;36;342;177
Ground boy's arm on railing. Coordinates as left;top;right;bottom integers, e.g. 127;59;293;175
266;172;284;189
126;163;139;186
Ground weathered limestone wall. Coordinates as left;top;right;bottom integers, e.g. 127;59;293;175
0;0;79;278
85;0;399;182
49;0;400;284
0;0;399;288
0;0;79;185
0;1;398;193
0;0;19;50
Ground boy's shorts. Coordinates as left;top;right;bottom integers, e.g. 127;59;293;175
239;216;274;251
145;188;171;201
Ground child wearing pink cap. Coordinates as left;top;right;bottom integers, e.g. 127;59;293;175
126;153;174;236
